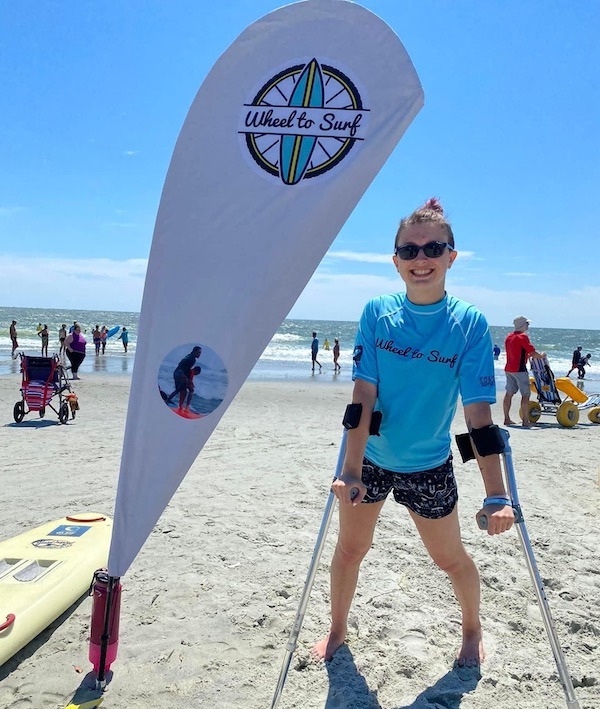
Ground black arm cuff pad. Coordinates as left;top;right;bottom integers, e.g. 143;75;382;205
342;403;362;429
471;425;505;456
455;433;475;463
342;404;382;436
455;425;505;463
369;411;382;436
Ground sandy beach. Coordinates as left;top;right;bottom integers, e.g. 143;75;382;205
0;373;599;709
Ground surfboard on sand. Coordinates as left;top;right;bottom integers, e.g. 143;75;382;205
106;326;120;339
0;513;112;666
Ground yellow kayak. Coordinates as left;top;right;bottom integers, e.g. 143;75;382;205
0;513;112;667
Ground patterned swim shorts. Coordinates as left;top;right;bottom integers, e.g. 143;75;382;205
361;455;457;519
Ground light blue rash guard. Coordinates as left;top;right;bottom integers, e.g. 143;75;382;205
352;293;496;473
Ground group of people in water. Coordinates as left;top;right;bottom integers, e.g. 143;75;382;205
310;332;341;373
8;320;130;380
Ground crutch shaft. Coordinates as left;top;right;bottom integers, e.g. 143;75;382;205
270;430;348;709
499;439;580;708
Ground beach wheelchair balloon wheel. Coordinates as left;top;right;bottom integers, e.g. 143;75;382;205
556;401;579;428
58;402;70;425
13;401;25;423
527;402;542;423
587;406;600;424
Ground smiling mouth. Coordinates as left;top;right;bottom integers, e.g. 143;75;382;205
410;268;433;276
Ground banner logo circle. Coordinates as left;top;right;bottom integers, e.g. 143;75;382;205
240;58;368;185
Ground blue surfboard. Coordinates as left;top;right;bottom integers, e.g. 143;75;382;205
280;58;324;185
106;326;120;339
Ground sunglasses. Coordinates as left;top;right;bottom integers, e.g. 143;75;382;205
394;241;455;261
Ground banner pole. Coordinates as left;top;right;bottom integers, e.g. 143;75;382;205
480;431;581;709
270;429;348;709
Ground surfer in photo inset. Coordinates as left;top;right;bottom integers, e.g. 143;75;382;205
313;199;514;668
165;346;202;410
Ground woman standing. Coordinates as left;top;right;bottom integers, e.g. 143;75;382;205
64;325;87;380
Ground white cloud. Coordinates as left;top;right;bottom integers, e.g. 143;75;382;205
1;254;598;331
123;150;140;157
0;255;147;311
0;206;25;216
290;267;600;330
326;250;393;264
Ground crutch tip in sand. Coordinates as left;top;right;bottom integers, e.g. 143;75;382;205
457;428;583;709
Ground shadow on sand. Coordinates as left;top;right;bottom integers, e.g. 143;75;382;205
325;645;480;709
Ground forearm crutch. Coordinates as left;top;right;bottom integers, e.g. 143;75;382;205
478;429;581;709
270;429;348;709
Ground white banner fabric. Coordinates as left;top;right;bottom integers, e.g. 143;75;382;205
108;0;423;577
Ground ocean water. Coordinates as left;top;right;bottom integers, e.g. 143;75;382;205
1;306;600;390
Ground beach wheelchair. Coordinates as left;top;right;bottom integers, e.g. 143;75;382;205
528;355;600;427
13;354;76;424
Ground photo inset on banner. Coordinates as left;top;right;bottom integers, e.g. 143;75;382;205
158;344;228;420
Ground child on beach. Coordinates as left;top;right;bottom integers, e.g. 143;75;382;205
313;198;514;669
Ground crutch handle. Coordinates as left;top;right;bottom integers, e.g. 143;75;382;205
477;513;488;530
350;487;360;501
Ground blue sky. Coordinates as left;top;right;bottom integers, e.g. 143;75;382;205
1;1;598;328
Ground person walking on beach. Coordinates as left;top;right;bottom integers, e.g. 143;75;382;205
566;346;582;377
493;343;501;360
312;198;514;668
9;320;18;357
118;327;129;353
333;338;341;373
38;324;49;357
64;324;87;380
503;316;545;427
311;331;322;373
59;324;67;355
100;326;107;354
166;346;202;409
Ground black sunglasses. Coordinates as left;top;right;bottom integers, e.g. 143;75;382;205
394;241;455;261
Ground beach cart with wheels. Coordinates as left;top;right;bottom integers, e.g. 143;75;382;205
13;354;76;424
528;356;600;427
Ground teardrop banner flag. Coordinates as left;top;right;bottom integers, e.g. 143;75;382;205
108;0;423;578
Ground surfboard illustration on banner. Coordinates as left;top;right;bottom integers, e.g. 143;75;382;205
88;0;424;687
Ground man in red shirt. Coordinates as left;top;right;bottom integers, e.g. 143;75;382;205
503;316;545;427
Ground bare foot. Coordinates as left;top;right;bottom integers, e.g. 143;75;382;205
456;628;485;668
521;421;531;428
311;630;345;662
503;419;516;425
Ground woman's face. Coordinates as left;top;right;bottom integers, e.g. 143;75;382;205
74;326;81;334
392;222;457;305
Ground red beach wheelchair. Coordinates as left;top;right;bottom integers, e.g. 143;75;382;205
13;354;76;424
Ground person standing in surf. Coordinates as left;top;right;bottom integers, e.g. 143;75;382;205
311;331;322;373
333;338;341;373
38;324;49;357
58;324;67;356
312;198;514;668
118;327;129;353
9;320;18;357
166;346;202;410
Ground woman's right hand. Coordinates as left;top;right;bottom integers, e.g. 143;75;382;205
331;473;366;506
